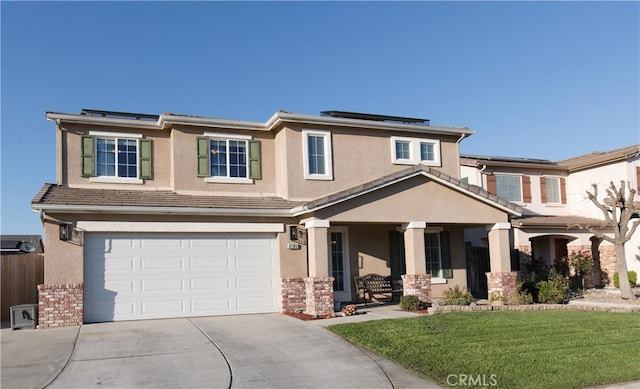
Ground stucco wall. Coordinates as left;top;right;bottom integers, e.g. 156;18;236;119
43;218;84;284
315;176;510;224
61;123;172;190
280;124;463;200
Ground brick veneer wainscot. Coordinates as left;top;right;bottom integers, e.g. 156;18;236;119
38;283;83;328
304;277;334;317
402;274;432;303
281;278;307;313
486;272;518;302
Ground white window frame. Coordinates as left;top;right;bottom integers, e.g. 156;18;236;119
494;173;523;203
390;136;441;166
302;129;333;180
544;176;562;205
89;131;143;184
203;132;253;184
424;227;445;283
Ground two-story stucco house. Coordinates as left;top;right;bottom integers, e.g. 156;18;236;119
32;109;523;327
460;144;640;288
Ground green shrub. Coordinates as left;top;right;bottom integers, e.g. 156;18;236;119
613;271;638;288
442;285;474;306
537;269;569;304
518;280;539;303
510;282;534;305
489;292;504;304
399;295;421;311
511;291;534;305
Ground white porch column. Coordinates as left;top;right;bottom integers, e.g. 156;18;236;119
486;222;517;301
303;219;333;317
305;219;330;278
401;221;432;303
403;221;427;274
488;223;512;273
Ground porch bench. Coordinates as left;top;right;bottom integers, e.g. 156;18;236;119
353;274;403;305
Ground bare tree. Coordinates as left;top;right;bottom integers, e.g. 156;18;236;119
572;181;639;300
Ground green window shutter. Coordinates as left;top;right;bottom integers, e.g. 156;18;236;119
440;231;453;279
389;230;406;279
248;140;261;180
196;137;210;177
138;139;153;180
81;135;95;177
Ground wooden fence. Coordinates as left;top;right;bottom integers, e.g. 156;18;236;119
1;253;44;321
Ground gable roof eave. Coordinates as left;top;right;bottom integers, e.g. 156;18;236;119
31;203;297;218
293;166;523;217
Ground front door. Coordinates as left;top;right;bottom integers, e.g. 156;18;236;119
330;227;351;302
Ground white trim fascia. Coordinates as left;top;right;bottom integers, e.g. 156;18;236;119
305;219;330;228
405;221;427;229
76;221;284;233
47;112;160;130
89;177;144;185
292;170;522;217
89;130;143;138
203;132;252;140
490;222;512;231
268;111;474;136
160;114;268;131
32;204;296;217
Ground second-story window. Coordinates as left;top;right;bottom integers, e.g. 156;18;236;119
210;139;248;178
541;176;565;204
197;134;261;183
81;132;152;183
544;177;561;203
303;129;333;180
391;137;441;166
96;138;138;178
495;175;522;202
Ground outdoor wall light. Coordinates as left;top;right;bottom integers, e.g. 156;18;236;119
59;224;71;241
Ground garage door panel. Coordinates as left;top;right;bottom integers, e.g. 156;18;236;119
140;238;184;248
142;300;185;315
141;278;184;292
236;276;276;289
84;233;279;323
104;280;135;293
190;256;230;269
191;278;230;290
235;255;275;269
189;238;230;248
190;298;232;313
95;256;136;271
141;256;184;270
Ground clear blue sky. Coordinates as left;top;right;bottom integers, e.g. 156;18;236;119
2;1;639;236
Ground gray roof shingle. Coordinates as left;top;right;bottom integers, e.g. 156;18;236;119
32;184;303;210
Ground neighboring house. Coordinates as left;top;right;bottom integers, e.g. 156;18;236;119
460;144;640;289
32;108;523;327
1;235;44;321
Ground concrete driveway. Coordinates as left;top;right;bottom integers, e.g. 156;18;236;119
2;313;439;389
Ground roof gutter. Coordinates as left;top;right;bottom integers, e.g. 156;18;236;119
268;111;475;136
46;112;161;130
31;204;297;217
159;114;268;131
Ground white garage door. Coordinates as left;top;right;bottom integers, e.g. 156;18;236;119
84;233;280;323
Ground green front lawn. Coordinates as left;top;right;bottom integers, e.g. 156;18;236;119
328;311;640;388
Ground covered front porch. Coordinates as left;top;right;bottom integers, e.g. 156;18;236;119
281;167;523;317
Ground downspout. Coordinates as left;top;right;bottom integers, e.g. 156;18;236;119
456;133;467;179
